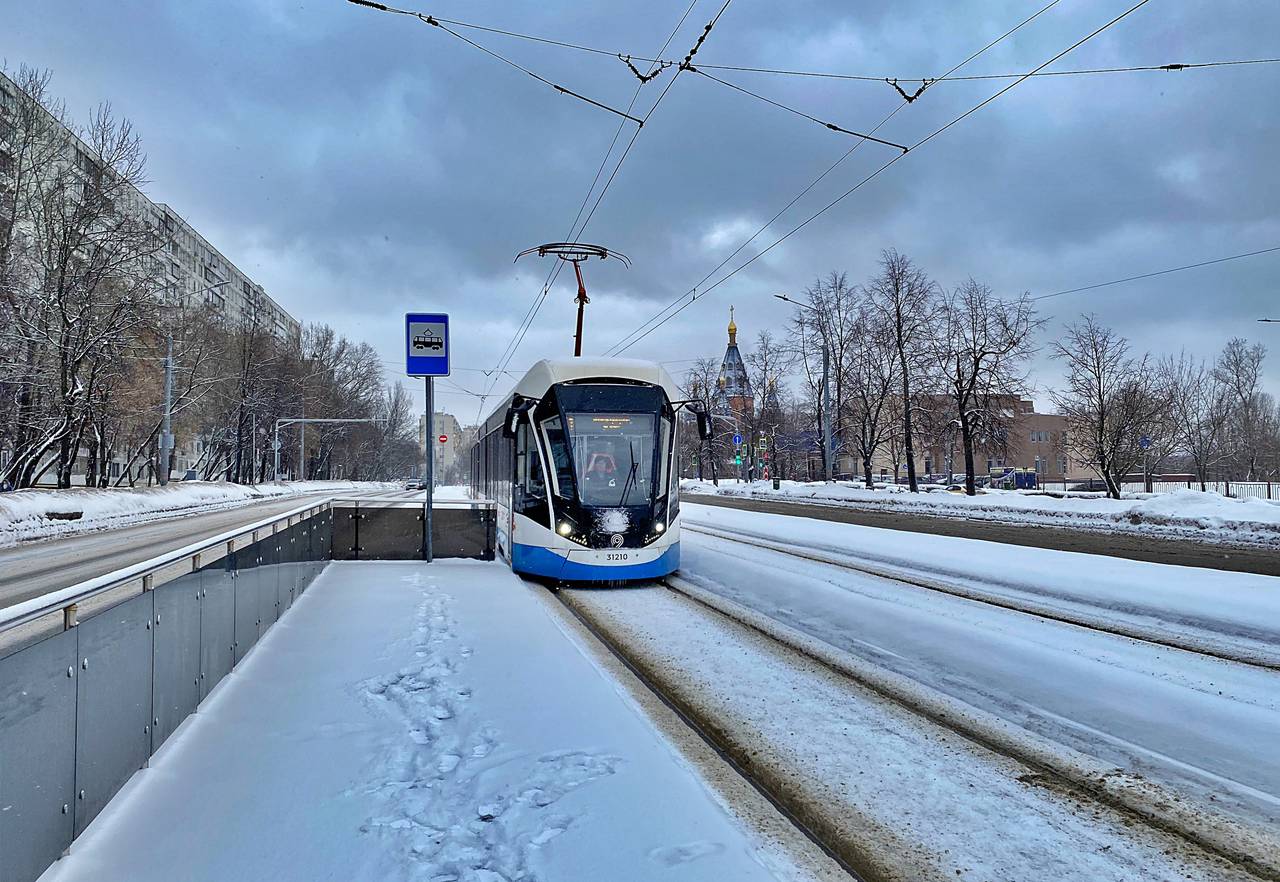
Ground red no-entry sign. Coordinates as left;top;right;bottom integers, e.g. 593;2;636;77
438;434;448;443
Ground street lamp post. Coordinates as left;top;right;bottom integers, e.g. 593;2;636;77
775;294;833;482
273;418;387;480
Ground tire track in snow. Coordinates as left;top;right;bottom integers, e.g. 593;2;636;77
357;581;623;881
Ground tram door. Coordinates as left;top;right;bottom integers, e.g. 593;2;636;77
514;421;548;548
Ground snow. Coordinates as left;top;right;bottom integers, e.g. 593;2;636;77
678;503;1280;831
0;480;397;547
593;507;632;534
683;503;1280;665
40;561;798;882
681;478;1280;546
565;584;1261;882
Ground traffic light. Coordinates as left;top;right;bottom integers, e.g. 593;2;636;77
734;455;742;465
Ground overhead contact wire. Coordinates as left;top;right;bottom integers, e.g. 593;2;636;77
602;0;1064;356
610;0;1154;355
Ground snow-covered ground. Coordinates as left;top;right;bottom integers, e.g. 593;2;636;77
564;584;1265;882
0;480;397;547
40;561;819;882
677;503;1280;833
684;504;1280;666
682;477;1280;546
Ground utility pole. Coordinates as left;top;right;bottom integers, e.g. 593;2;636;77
159;334;174;485
425;378;434;563
821;343;833;481
273;418;385;480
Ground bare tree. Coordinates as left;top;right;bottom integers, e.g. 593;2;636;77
865;249;935;492
744;329;794;481
786;272;861;477
927;280;1039;495
681;357;721;482
1214;338;1268;479
2;84;163;487
842;305;899;489
1051;317;1171;499
1162;352;1229;490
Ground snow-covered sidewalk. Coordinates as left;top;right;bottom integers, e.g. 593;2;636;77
682;478;1280;547
40;561;814;882
0;480;395;547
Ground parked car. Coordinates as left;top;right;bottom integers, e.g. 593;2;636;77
1066;479;1110;492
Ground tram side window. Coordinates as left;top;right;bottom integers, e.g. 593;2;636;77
541;416;576;499
658;414;672;496
516;423;546;499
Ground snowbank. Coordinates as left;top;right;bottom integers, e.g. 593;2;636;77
0;480;397;547
681;479;1280;546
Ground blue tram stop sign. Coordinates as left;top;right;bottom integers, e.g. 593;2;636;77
406;313;450;377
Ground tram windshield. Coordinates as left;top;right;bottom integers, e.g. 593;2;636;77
565;412;657;507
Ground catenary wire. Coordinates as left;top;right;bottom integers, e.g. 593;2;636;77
346;0;642;124
349;0;1276;91
474;0;706;418
689;67;909;150
602;0;1064;356
608;0;1153;356
1032;245;1280;301
687;56;1280;84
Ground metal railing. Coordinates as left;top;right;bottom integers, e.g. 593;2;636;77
0;495;498;882
330;497;496;561
0;499;335;882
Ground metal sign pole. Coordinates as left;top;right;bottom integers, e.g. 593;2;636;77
425;377;434;563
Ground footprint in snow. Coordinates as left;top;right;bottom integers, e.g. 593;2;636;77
648;840;727;866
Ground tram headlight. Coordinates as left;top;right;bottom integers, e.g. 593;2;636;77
557;521;573;537
654;520;665;534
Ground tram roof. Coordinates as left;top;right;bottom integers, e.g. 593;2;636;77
516;358;680;400
481;358;681;430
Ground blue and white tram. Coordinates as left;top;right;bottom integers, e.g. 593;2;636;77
470;358;710;582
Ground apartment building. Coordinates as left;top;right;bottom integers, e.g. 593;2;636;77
1;70;300;485
420;412;464;482
0;70;298;343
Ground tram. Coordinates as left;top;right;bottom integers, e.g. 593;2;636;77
470;358;711;582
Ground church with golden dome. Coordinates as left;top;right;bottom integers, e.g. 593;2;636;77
713;306;754;425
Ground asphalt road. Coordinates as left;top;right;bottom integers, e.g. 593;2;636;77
682;493;1280;576
0;490;409;612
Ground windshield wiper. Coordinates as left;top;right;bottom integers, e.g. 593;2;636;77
617;440;640;507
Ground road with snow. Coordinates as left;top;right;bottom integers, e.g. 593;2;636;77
675;503;1280;834
0;488;413;610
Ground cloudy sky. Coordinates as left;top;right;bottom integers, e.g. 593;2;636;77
7;0;1279;419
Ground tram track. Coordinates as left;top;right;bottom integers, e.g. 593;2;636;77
546;580;866;882
682;521;1280;671
554;570;1280;882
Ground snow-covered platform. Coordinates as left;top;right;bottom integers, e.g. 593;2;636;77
39;561;798;882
